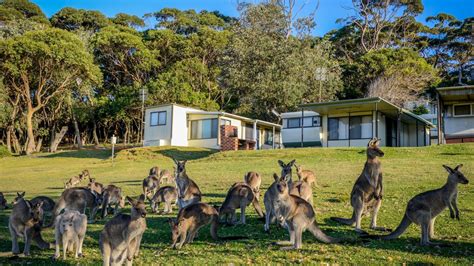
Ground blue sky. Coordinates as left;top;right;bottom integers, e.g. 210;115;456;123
32;0;473;36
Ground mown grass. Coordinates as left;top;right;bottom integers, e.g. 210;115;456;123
0;144;473;265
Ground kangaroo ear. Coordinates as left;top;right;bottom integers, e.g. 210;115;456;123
289;159;296;166
126;196;135;205
138;194;146;203
278;160;285;168
172;158;178;165
442;165;454;174
454;164;463;171
20;192;25;197
36;201;44;208
182;160;187;165
273;173;279;181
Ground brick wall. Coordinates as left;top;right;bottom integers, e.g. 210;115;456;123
220;125;238;151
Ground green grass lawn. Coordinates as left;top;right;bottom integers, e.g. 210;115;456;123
1;144;473;265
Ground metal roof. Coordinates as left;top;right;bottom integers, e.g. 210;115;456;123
436;85;474;102
299;97;434;127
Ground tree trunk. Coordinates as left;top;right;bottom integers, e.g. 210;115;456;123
35;137;43;152
25;109;36;155
50;126;68;153
71;111;82;150
92;122;100;146
49;124;56;151
6;126;12;153
11;131;21;154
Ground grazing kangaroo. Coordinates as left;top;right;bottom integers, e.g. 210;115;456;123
150;186;177;214
100;195;147;266
294;164;317;188
244;171;262;194
278;160;313;205
52;187;102;225
366;164;469;246
142;167;161;199
53;210;87;260
88;177;104;195
168;202;246;249
330;138;389;233
160;169;173;184
64;169;90;189
0;192;8;209
101;185;125;218
173;159;202;209
9;198;51;256
272;173;340;250
219;183;264;225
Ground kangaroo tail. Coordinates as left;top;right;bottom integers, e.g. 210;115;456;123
381;214;411;240
252;198;265;218
308;221;340;244
330;211;355;226
210;214;219;241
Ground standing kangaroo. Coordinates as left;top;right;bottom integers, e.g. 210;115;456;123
100;195;147;266
294;164;317;188
142;167;161;200
0;192;8;210
219;183;264;225
366;164;469;245
330;138;389;233
264;171;291;232
278;160;313;205
150;186;177;214
12;193;55;227
159;169;173;184
173;159;202;209
244;171;262;194
272;173;340;250
9;198;51;256
53;210;88;260
101;185;125;218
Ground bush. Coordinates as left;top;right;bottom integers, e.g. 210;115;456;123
0;145;11;158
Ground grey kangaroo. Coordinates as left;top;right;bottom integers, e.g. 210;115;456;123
52;187;101;225
278;160;313;205
0;192;8;209
142;167;160;200
264;171;291;232
9;198;51;256
272;173;340;250
53;210;88;260
150;186;177;214
64;169;90;189
173;159;202;209
159;169;174;184
365;164;469;246
99;195;147;266
12;193;56;227
330;138;390;233
219;183;264;225
88;177;104;195
101;185;125;218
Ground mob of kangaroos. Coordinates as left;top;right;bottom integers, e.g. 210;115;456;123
1;139;470;264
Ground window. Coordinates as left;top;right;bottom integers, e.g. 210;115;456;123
453;104;472;116
150;111;166;126
244;124;254;140
431;118;438;125
329;115;372;140
287;118;300;128
220;119;231;126
264;130;273;145
190;119;218;139
286;116;321;128
350;116;372;139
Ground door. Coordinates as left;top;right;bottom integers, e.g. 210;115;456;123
386;118;397;147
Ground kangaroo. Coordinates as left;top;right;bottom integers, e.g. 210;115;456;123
64;170;90;189
101;185;125;218
143;167;161;200
220;183;264;225
278;160;313;205
9;198;51;256
53;210;87;260
168;202;246;249
173;159;202;209
160;169;173;184
52;187;102;225
271;173;340;249
0;192;8;209
330;138;389;234
150;186;177;214
294;164;317;188
88;177;104;195
365;164;469;246
12;192;55;227
244;171;262;194
100;195;147;266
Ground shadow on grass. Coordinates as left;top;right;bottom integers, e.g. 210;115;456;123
39;149;111;159
153;148;218;161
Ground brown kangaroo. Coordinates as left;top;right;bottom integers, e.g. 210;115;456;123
330;138;389;233
159;169;174;184
272;173;340;250
294;164;317;188
88;177;104;195
101;184;125;218
150;186;178;214
219;183;264;225
142;167;161;200
365;164;469;246
172;159;202;209
278;160;313;205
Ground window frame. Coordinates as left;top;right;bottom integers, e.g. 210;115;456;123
453;103;474;117
189;118;218;140
150;111;167;127
328;115;373;141
285;116;321;128
264;129;274;145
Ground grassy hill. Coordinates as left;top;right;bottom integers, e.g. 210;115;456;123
0;144;473;264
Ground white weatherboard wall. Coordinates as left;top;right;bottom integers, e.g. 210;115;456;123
170;105;201;147
144;105;172;146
